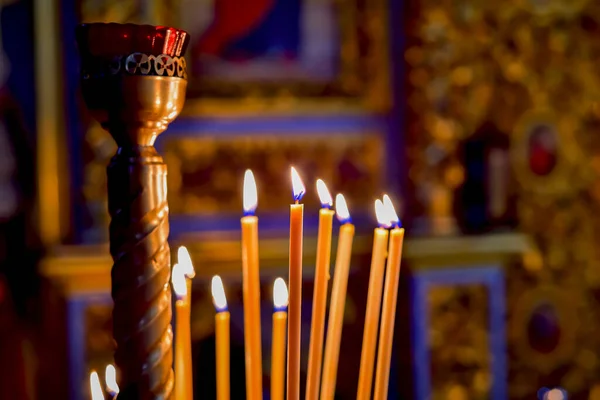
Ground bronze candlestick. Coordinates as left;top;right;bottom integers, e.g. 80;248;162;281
76;23;190;400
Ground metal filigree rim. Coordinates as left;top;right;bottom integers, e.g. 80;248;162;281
82;53;188;80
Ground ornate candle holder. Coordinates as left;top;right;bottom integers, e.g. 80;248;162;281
76;23;190;399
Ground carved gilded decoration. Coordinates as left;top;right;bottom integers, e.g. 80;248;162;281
428;285;491;400
407;0;600;397
163;133;384;214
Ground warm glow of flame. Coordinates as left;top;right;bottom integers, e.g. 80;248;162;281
273;278;289;309
172;263;188;298
290;167;306;201
243;169;258;214
105;364;119;395
211;275;228;311
177;246;195;279
89;371;104;400
375;199;391;228
316;179;333;207
335;194;350;223
382;194;400;225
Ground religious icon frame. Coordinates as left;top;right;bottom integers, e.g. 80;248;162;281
509;285;577;374
411;265;507;400
511;108;587;198
177;0;393;115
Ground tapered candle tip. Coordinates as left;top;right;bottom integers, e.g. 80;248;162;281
105;364;119;395
335;193;351;223
382;194;401;227
273;278;289;309
243;169;258;214
172;263;188;298
375;199;391;228
89;371;104;400
316;179;333;208
178;246;195;279
290;167;306;201
211;275;228;312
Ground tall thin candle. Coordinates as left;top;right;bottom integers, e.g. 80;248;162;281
90;371;105;400
177;246;195;399
320;194;355;400
373;196;404;400
356;199;391;400
288;166;306;400
272;278;289;400
105;364;119;399
306;179;334;400
240;170;263;400
212;276;230;400
172;263;193;400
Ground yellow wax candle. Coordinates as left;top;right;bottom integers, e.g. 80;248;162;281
306;179;335;400
212;276;230;400
89;371;105;400
271;278;289;400
178;246;196;397
172;264;193;400
373;196;404;400
288;166;306;400
320;194;355;400
356;199;391;400
105;364;119;399
241;170;263;400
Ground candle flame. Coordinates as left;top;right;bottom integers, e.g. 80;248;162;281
243;169;258;214
89;371;104;400
211;275;228;312
335;194;351;223
273;277;289;308
375;199;391;228
105;364;119;395
290;167;306;201
172;263;188;298
177;246;195;279
316;179;333;208
382;194;400;226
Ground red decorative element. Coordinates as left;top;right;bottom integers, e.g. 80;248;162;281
194;0;275;56
76;23;190;59
528;125;557;177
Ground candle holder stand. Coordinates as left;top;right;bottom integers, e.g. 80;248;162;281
76;23;190;400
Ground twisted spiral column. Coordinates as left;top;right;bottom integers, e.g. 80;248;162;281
108;146;174;400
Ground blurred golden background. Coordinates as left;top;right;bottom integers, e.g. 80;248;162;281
1;0;600;398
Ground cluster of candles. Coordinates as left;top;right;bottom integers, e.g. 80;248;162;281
88;167;404;400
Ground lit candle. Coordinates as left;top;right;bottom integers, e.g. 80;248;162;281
288;166;306;400
240;169;263;400
177;246;195;399
89;371;105;400
356;199;391;400
212;275;230;400
306;179;334;400
271;278;289;400
105;364;119;399
178;246;196;306
320;194;355;400
172;263;193;400
373;195;404;400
